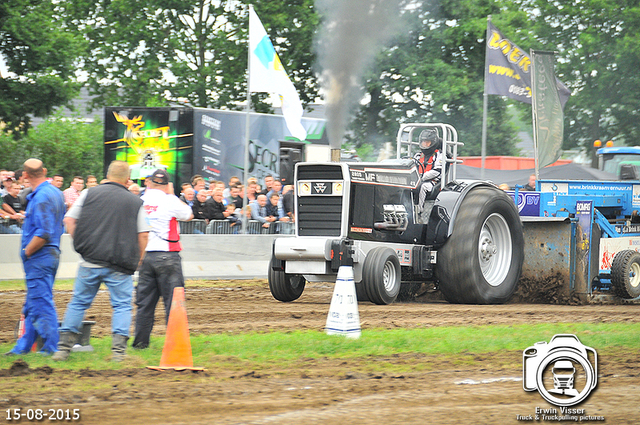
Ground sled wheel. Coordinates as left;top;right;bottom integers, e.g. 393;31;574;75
611;250;640;299
362;247;401;305
268;256;306;302
437;186;524;304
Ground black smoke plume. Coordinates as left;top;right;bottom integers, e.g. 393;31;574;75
315;0;404;149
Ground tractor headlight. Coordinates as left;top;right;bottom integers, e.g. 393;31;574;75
298;182;312;196
333;182;343;195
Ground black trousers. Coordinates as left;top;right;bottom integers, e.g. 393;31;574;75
132;251;185;348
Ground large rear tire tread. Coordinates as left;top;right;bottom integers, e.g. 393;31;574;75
437;186;524;304
362;247;401;305
268;257;306;302
611;250;640;299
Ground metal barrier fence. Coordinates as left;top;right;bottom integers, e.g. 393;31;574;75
0;218;22;234
1;217;294;236
179;219;295;235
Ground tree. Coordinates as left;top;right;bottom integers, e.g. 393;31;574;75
0;0;83;134
511;0;640;150
1;115;104;186
347;0;519;157
68;0;319;113
346;0;640;157
64;0;184;109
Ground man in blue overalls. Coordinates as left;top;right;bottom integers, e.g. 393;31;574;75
6;158;65;355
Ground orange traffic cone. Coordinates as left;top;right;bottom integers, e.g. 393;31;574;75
147;287;205;371
17;314;38;352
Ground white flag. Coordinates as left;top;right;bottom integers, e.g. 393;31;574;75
249;7;307;140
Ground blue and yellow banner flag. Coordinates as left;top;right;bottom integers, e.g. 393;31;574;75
485;21;570;108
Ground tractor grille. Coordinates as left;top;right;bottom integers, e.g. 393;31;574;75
297;196;342;236
296;164;344;237
297;164;344;180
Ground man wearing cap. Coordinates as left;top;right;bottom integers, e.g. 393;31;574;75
133;169;193;349
53;161;150;362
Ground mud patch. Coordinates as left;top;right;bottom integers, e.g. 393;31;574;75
7;359;29;376
512;273;581;304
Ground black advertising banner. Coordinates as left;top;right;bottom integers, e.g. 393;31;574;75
193;109;283;185
485;21;532;103
192;108;328;185
532;50;564;169
485;21;571;108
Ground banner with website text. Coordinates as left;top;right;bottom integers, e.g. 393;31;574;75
484;21;570;108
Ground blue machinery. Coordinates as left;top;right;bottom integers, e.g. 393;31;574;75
510;179;640;302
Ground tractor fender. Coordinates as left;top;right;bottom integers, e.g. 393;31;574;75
425;181;499;247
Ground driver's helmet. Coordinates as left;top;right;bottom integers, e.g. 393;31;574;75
419;129;440;152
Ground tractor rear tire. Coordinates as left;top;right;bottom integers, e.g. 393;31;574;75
268;257;306;302
362;247;401;305
611;250;640;299
437;186;524;304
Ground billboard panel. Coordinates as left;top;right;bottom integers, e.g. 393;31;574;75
104;107;194;188
104;106;327;190
192;108;327;186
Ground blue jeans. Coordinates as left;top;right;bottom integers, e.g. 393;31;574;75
60;266;133;337
11;248;60;354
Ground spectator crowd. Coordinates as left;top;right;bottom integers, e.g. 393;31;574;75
179;174;295;234
1;167;296;235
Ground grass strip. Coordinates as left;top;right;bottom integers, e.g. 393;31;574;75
1;322;637;372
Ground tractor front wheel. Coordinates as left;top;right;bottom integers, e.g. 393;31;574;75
268;257;306;302
362;247;401;305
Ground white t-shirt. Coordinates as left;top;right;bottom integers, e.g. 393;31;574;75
142;188;193;252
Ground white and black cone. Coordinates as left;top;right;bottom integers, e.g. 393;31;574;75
325;266;361;339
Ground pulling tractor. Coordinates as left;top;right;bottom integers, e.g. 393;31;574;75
268;124;525;305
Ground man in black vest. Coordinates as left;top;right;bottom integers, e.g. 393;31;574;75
53;161;150;362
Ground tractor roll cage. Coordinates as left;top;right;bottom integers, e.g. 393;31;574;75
396;123;463;185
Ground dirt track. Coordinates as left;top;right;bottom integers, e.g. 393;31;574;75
1;281;639;424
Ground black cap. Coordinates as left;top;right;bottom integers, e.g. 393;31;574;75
150;169;169;185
